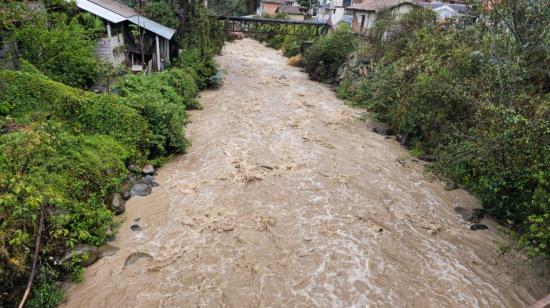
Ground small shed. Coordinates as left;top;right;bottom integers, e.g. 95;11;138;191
75;0;176;71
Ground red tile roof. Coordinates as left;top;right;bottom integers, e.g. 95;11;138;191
348;0;419;12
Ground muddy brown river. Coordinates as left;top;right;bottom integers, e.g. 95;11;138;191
63;38;548;307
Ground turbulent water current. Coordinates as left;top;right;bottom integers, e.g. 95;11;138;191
63;38;548;307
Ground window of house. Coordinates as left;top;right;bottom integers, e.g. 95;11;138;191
360;15;365;30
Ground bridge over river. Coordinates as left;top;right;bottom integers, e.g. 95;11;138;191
214;15;330;35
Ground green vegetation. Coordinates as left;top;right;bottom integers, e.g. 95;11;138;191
303;23;358;82
332;4;550;256
0;0;224;306
14;11;102;88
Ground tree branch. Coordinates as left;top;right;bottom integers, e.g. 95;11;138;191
18;201;46;308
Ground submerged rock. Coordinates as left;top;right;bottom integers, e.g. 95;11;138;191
454;207;484;223
107;193;125;215
124;252;153;268
142;164;155;175
444;180;458;191
373;127;394;136
130;181;152;197
470;223;489;231
98;244;120;257
61;245;99;267
143;175;159;187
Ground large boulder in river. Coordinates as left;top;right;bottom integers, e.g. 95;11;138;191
142;164;155;175
107;193;125;215
130;181;152;197
61;244;99;267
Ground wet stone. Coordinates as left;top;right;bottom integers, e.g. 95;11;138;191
124;252;153;268
99;244;120;257
373;127;394;136
445;180;458;191
130;181;152;197
121;190;131;200
470;224;489;231
130;224;142;231
143;175;159;187
142;164;155;175
107;193;125;215
61;244;99;267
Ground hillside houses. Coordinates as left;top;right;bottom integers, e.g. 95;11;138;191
346;0;468;34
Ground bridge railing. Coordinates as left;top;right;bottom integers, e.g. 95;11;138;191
212;16;330;36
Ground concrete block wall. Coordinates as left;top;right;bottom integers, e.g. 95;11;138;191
95;33;125;66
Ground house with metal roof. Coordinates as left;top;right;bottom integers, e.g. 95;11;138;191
347;0;420;34
74;0;177;71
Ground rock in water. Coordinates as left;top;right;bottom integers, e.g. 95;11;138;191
130;181;152;197
121;190;131;200
61;245;99;267
142;164;155;175
99;244;120;257
454;207;473;222
373;127;394;136
143;175;159;187
470;224;489;231
124;252;153;268
444;180;458;191
107;193;125;215
130;224;142;231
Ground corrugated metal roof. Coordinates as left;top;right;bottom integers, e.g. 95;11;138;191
88;0;137;17
76;0;127;23
127;15;176;40
75;0;176;39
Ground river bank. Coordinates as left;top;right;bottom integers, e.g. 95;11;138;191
62;38;548;307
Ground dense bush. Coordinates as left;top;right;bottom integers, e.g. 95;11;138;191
0;121;128;306
303;23;358;82
114;73;190;156
174;49;218;89
338;4;550;256
13;12;100;89
0;70;150;155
